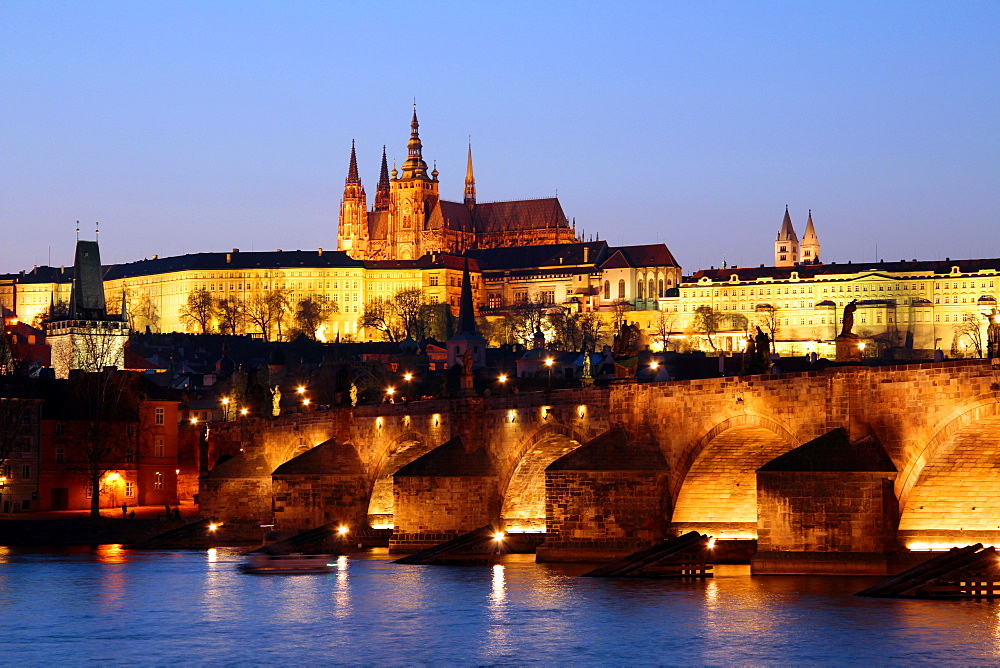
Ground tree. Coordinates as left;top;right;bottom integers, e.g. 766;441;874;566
654;309;679;352
953;314;984;358
359;298;405;342
611;298;631;333
394;288;426;340
358;288;430;342
692;305;723;352
244;289;288;342
180;288;215;334
216;296;246;336
755;304;779;342
119;286;159;333
294;295;338;340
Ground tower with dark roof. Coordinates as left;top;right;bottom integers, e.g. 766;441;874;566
47;238;128;378
446;258;486;371
775;206;800;267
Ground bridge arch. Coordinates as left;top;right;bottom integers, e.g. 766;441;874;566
671;413;796;536
898;397;1000;547
363;429;436;528
499;423;586;532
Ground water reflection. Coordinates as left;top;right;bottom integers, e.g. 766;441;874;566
484;563;511;657
333;555;351;618
95;544;127;563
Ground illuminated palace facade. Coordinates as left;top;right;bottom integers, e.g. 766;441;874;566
337;108;579;261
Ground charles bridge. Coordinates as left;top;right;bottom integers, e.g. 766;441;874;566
200;358;1000;572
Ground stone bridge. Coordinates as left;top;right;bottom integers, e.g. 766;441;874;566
201;359;1000;566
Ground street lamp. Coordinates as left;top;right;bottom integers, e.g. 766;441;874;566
221;397;231;421
403;372;413;382
545;358;554;388
498;374;508;384
302;398;311;407
240;407;249;417
190;416;199;426
296;386;306;395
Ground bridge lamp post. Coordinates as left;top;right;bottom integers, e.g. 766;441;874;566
403;372;413;382
386;387;396;403
221;397;230;421
240;407;249;417
545;358;554;388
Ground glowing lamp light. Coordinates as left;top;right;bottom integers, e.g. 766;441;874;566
297;386;306;394
386;387;396;396
498;374;508;383
240;408;249;416
403;373;413;382
105;472;121;482
221;397;230;406
337;525;350;535
650;361;659;370
545;358;554;367
190;416;199;425
858;341;867;351
208;523;218;532
707;537;717;549
302;398;311;406
493;531;506;541
175;469;180;475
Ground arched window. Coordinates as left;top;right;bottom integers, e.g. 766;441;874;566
648;279;655;299
658;279;664;296
618;279;626;300
637;281;644;299
604;281;610;300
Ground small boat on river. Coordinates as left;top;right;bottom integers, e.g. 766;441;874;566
239;553;332;575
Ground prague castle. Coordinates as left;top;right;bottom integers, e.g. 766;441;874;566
337;108;578;260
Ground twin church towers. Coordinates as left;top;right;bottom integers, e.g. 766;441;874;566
336;107;578;261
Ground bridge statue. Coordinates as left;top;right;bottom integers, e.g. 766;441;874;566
986;309;1000;358
271;385;281;417
840;300;858;337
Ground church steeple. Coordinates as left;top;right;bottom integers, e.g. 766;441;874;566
458;257;477;335
464;141;476;207
346;139;361;184
374;145;390;211
774;205;799;267
801;209;820;264
401;105;430;180
338;140;369;258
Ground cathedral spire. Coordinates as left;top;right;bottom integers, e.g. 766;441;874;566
374;145;390;211
464;140;476;207
775;206;800;267
346;139;360;185
401;105;430;180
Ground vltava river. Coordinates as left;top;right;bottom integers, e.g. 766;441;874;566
0;546;997;664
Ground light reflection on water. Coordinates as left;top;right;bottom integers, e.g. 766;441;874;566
0;549;998;663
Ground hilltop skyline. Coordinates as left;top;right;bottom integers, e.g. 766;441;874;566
2;1;998;273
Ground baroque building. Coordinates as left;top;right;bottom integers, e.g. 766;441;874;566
337;108;578;260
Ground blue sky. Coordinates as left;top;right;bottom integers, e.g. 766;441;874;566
2;1;997;273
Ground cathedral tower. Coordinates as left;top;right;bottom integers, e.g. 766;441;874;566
800;210;820;264
775;206;799;267
374;145;390;212
337;140;369;259
388;107;439;260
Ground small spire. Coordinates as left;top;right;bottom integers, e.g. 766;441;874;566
402;106;429;179
464;141;476;207
374;145;390;211
777;206;797;241
457;257;477;335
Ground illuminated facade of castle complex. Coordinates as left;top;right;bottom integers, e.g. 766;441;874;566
336;109;578;261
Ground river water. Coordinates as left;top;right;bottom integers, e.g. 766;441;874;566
1;546;997;664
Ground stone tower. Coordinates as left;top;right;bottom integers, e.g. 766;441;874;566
47;238;129;378
388;107;440;260
775;206;799;268
800;210;820;264
337;140;369;259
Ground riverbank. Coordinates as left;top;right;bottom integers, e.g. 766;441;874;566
0;502;200;546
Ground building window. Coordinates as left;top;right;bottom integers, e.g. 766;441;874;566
21;465;30;479
429;275;439;287
487;295;501;310
125;481;135;498
659;279;664;296
155;408;165;425
618;280;626;300
154;472;163;490
603;281;610;300
56;448;65;463
85;483;93;499
56;423;65;436
125;449;135;464
637;282;644;299
154;436;165;458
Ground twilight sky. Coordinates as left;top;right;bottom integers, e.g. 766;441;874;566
2;1;997;274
